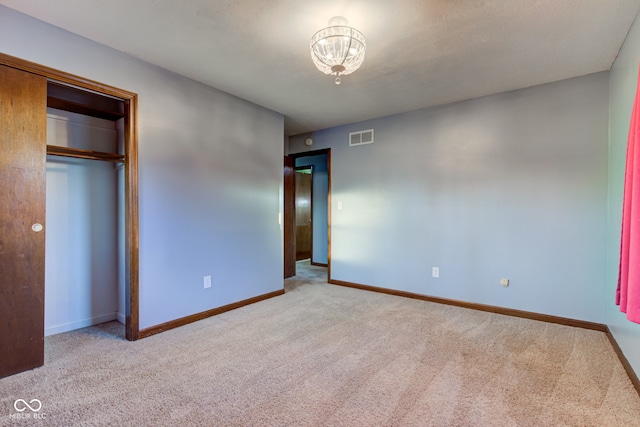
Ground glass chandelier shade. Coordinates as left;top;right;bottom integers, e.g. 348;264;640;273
310;17;366;85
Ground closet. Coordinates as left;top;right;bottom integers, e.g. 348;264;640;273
45;107;122;336
0;54;139;379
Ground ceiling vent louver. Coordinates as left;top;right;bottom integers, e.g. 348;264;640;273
349;129;374;147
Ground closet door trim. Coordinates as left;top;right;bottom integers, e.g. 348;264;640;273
0;52;140;341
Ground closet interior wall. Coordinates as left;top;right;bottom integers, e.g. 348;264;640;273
45;90;125;335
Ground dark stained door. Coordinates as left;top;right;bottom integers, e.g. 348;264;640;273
295;169;312;261
283;156;296;278
0;65;47;378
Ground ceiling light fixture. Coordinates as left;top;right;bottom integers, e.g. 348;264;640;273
310;16;366;85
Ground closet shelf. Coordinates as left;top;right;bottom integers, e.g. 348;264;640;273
47;81;126;121
47;145;124;162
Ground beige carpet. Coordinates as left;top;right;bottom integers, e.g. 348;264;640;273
2;260;640;426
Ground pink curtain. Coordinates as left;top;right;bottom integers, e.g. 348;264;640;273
617;67;640;323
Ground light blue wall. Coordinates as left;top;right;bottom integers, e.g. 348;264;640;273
291;72;609;323
295;155;329;265
607;12;640;376
0;6;284;330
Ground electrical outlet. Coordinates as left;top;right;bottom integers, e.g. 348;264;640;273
432;267;439;278
204;275;212;289
500;278;509;287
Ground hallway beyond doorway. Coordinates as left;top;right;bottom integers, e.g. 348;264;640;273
284;259;327;292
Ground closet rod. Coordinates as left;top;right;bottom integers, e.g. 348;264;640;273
47;145;124;163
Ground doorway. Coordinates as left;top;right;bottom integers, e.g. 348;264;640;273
283;149;331;278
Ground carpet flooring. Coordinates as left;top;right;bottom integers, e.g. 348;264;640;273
1;260;640;426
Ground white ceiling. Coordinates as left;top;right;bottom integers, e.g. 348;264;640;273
2;0;639;136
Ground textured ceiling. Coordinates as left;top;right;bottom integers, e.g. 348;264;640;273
2;0;639;136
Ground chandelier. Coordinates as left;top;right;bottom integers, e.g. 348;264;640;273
310;16;366;85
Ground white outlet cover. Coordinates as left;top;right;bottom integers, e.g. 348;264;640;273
500;278;509;287
432;267;439;278
204;275;212;289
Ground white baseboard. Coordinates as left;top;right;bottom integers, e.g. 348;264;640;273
45;312;118;336
117;312;125;324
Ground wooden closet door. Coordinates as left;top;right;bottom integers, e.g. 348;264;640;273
0;65;47;378
295;170;312;261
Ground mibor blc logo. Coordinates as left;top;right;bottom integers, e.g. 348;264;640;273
10;399;46;420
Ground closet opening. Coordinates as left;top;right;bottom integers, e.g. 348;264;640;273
45;107;125;336
42;78;138;341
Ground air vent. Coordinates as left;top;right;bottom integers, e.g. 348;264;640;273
349;129;374;147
